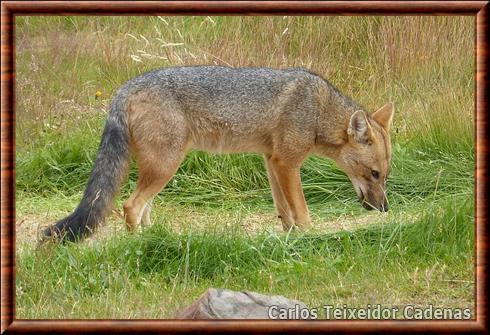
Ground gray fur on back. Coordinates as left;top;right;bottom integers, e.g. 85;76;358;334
117;66;364;153
122;66;361;115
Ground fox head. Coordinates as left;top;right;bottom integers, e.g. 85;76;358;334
337;102;394;212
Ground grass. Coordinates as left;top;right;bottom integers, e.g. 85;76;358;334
15;16;475;319
17;197;474;318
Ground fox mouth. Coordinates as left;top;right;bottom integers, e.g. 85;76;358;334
359;189;374;211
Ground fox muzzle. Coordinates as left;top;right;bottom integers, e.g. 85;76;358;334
359;189;389;212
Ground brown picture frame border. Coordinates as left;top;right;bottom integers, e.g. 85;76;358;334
1;1;488;334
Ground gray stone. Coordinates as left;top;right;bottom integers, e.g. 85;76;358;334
175;288;310;319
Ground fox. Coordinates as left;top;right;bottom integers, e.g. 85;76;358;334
42;66;394;243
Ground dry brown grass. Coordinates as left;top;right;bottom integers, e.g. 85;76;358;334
16;16;474;147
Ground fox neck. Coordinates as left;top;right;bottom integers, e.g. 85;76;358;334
313;86;359;162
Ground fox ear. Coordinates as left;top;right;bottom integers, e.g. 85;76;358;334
348;110;372;144
372;102;394;131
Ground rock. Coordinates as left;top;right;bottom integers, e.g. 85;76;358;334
175;288;310;319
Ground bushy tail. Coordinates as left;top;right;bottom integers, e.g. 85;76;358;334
42;97;130;243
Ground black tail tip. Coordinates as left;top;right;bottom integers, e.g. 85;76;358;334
39;221;86;245
38;225;69;245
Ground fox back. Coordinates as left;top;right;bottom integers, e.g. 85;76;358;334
122;66;332;154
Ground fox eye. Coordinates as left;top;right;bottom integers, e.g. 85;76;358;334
371;170;379;179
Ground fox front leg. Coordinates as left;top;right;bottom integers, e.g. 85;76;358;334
267;157;312;231
264;155;295;230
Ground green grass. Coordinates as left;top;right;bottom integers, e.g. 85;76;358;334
15;16;475;319
17;197;474;318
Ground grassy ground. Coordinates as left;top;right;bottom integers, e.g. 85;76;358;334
15;16;474;319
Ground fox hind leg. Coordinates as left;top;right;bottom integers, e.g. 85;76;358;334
123;91;188;231
123;153;184;232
